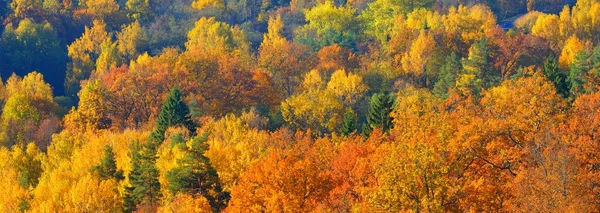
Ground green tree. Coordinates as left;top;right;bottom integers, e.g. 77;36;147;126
542;55;569;98
433;52;460;98
364;92;396;135
340;109;357;136
127;140;161;209
155;87;195;140
567;48;600;97
93;145;124;181
457;39;494;96
166;134;228;211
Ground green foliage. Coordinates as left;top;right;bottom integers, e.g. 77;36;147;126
457;39;495;96
155;87;195;138
542;55;569;98
295;1;360;51
127;140;161;207
93;145;124;181
567;48;600;97
340;109;357;136
166;134;229;211
364;92;396;135
433;52;460;98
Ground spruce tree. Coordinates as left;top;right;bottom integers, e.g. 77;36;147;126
166;134;229;211
340;110;357;136
364;92;396;135
93;145;124;181
433;52;460;98
542;55;569;98
126;140;161;210
155;87;195;136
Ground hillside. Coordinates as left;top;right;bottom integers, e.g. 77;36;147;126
1;0;600;212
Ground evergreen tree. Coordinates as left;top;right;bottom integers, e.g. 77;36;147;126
457;39;495;96
364;92;396;135
568;47;600;97
127;140;161;210
340;109;357;136
166;134;229;211
542;55;569;98
93;145;124;181
155;87;195;137
122;185;136;213
433;52;461;98
569;51;592;97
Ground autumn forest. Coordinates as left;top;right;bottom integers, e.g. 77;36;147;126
1;0;600;212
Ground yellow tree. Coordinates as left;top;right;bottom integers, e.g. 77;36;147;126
558;35;588;70
326;69;368;107
401;30;436;83
66;20;110;95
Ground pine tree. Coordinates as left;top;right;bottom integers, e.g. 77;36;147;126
364;92;396;135
93;145;124;181
542;55;569;98
127;140;161;210
340;109;357;136
166;133;229;211
433;52;460;98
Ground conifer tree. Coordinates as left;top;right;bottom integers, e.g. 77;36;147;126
364;92;396;135
155;87;195;138
457;39;494;96
126;140;161;210
340;109;357;136
166;134;229;211
93;145;124;181
542;55;569;98
433;52;460;98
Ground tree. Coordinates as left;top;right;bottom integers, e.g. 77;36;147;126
361;0;435;42
63;80;111;132
326;69;368;107
166;134;228;211
559;35;587;70
295;0;360;51
117;20;147;62
364;92;396;135
542;55;569;98
0;19;66;93
259;15;316;98
125;0;151;22
66;20;110;95
155;87;195;138
433;52;460;98
340;110;357;136
400;29;436;83
93;145;124;181
127;140;161;210
457;38;494;96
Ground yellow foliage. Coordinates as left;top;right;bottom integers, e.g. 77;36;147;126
158;193;212;213
200;114;272;191
401;30;436;77
559;35;587;69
